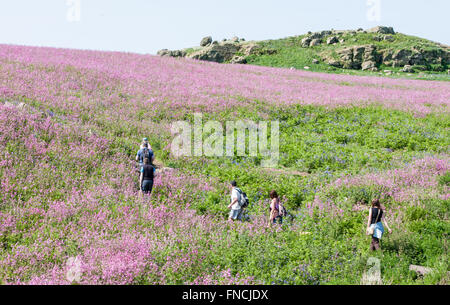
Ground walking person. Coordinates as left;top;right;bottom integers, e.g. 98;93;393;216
269;190;284;225
136;138;155;169
227;181;243;221
366;199;392;251
140;157;156;195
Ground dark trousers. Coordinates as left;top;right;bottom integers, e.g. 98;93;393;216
370;236;380;251
141;179;153;194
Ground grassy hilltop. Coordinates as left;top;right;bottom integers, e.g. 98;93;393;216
163;26;450;81
249;32;449;78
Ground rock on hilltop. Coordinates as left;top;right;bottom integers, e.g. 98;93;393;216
157;36;276;64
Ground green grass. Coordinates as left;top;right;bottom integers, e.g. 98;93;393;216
165;104;450;215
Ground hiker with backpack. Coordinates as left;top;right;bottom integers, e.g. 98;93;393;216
366;199;392;251
227;181;249;221
136;138;155;169
140;157;156;195
269;190;286;225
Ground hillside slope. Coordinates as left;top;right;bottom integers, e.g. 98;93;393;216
159;26;450;80
0;44;449;285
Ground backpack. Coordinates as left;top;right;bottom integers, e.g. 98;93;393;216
235;188;249;208
279;204;288;217
271;200;287;217
142;147;152;161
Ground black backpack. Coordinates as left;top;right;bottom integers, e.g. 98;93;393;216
142;147;152;160
235;188;249;208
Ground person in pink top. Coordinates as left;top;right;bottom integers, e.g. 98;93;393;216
269;190;283;225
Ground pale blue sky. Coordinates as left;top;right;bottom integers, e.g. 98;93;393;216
0;0;448;54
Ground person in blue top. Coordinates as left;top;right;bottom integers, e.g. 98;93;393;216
136;138;155;168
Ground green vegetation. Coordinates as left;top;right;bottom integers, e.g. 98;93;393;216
164;105;449;214
245;32;450;80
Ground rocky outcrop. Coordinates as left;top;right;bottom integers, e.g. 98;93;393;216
322;26;448;72
300;27;397;49
189;42;240;63
367;26;395;35
392;49;413;67
337;47;353;67
401;65;414;73
310;39;321;47
327;36;338;45
381;47;449;68
326;42;449;72
335;45;378;69
301;30;343;48
157;36;276;64
156;49;170;56
240;43;261;56
309;32;323;40
361;61;377;71
231;36;240;43
327;59;342;68
200;36;212;47
157;49;186;58
301;37;312;48
230;55;247;64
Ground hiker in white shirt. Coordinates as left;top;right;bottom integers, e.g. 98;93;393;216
227;180;243;221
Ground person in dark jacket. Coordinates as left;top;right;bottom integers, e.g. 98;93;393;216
140;157;156;194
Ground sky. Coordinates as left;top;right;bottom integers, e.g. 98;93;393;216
0;0;448;55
